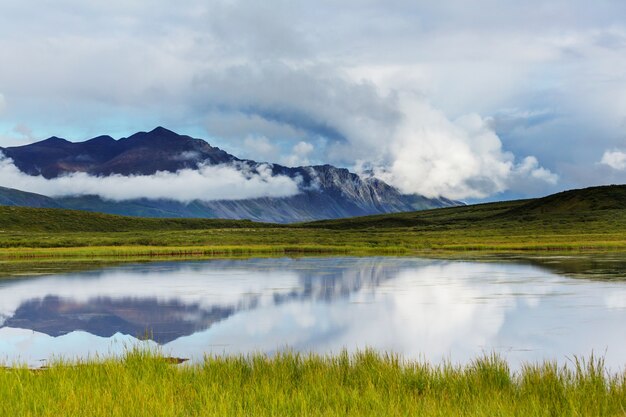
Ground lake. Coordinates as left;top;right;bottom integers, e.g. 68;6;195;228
0;256;624;369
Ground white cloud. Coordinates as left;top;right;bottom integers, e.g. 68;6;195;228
284;141;314;167
0;154;300;202
600;149;626;170
514;156;559;184
242;135;279;162
0;124;38;147
293;141;313;156
206;112;306;142
194;64;557;199
361;96;558;199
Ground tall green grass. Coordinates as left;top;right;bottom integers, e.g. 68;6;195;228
1;349;624;416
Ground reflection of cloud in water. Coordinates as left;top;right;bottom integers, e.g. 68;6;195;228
0;257;624;369
0;327;157;366
0;258;424;340
169;262;553;364
605;289;626;309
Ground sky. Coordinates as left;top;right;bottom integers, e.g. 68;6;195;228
1;0;626;202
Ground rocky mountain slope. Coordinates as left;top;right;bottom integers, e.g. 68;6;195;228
0;127;459;222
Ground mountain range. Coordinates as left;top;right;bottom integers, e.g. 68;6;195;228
0;127;459;222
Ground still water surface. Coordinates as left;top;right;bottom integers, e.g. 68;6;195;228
0;257;624;368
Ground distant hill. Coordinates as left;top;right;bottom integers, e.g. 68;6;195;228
0;186;61;209
0;127;459;222
502;184;626;215
0;205;272;233
301;184;626;229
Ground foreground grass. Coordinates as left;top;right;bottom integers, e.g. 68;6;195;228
1;350;624;416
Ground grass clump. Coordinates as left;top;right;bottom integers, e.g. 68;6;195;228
0;349;624;416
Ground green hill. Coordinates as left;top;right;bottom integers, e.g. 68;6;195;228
299;199;527;229
504;184;626;214
1;184;625;233
0;186;61;209
2;184;626;256
0;205;272;233
302;185;626;229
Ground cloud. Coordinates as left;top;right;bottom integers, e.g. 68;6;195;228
241;135;279;162
3;53;559;200
194;63;556;198
205;112;306;142
0;123;38;147
488;108;559;134
0;93;5;114
514;156;559;184
284;141;314;167
193;62;400;151
353;96;559;199
600;149;626;170
0;154;300;202
0;0;623;198
12;123;34;140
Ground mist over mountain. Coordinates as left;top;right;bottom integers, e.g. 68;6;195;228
0;127;460;222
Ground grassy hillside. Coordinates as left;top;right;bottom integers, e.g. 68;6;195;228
2;184;626;257
0;186;61;209
300;199;529;229
507;184;626;214
4;184;622;232
0;205;273;232
304;184;626;229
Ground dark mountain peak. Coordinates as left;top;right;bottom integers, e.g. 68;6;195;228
121;127;198;148
38;136;71;146
2;127;238;177
132;126;185;141
150;126;177;136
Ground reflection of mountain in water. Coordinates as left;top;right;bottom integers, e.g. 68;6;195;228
0;258;420;343
3;296;235;343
